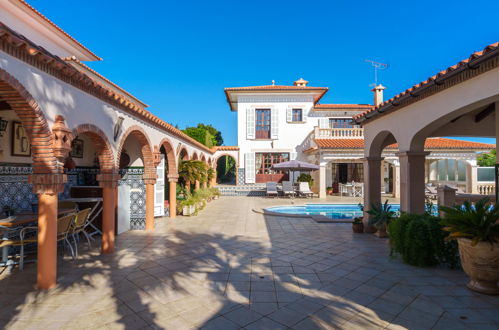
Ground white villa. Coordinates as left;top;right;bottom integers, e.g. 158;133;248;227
224;79;495;198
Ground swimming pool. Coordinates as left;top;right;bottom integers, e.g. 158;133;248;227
266;204;401;220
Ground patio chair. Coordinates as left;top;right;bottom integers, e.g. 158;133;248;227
425;184;438;200
339;183;350;196
70;208;92;258
282;181;295;198
353;182;364;197
298;182;314;198
266;182;278;198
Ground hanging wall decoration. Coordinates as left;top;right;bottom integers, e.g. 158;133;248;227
11;121;30;157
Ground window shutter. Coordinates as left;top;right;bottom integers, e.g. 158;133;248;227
290;152;297;160
154;154;165;217
271;108;279;139
302;109;307;122
246;108;255;139
319;118;329;129
245;153;255;183
286;107;292;122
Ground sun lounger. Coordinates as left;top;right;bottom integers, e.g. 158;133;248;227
298;182;314;198
282;181;295;198
266;182;278;198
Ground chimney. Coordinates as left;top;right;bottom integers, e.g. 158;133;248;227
293;78;308;87
372;84;386;106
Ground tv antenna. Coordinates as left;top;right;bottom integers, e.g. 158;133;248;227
365;59;389;87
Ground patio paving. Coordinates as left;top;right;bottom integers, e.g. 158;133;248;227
0;196;498;329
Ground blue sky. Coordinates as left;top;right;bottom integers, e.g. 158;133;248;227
30;0;499;146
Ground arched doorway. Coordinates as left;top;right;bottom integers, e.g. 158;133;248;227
216;155;237;185
159;138;177;218
116;127;155;231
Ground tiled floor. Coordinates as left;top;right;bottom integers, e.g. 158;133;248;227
0;196;498;329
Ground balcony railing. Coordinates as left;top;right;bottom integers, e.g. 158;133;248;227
314;127;364;139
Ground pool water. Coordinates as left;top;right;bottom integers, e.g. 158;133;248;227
266;204;401;219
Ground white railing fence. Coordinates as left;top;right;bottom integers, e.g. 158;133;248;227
476;183;495;195
315;127;364;139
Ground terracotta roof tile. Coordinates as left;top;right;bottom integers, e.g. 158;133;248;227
224;85;328;91
354;42;499;123
314;104;372;111
211;146;239;151
315;138;495;150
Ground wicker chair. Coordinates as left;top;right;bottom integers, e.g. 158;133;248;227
71;208;92;258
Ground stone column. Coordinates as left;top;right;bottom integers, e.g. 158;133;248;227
437;185;457;217
29;172;66;290
168;174;178;219
397;151;430;214
393;160;400;199
97;172;120;254
466;160;478;194
195;180;200;191
319;162;327;199
363;157;383;230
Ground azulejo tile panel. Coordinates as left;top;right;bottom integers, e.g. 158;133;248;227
119;167;146;230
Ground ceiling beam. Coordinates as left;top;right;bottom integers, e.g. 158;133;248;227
474;103;495;123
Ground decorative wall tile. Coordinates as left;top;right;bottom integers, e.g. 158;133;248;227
119;168;145;230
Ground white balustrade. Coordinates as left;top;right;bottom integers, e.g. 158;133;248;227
316;127;364;139
476;183;495;195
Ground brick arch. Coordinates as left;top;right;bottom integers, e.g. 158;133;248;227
116;125;154;172
214;153;239;168
158;138;177;175
0;68;57;174
73;124;115;172
192;152;199;160
201;154;207;163
178;147;189;160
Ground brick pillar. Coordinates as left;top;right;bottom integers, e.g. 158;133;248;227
437;185;457;217
29;172;66;290
143;169;157;231
363;157;384;231
97;172;120;254
168;174;178;219
397;151;430;214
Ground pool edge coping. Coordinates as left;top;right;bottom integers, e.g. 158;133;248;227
253;207;354;224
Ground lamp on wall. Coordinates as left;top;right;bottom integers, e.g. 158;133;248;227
114;116;124;142
0;117;8;136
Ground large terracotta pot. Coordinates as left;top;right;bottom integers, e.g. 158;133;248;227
457;238;499;295
352;223;364;233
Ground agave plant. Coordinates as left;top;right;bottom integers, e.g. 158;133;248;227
439;198;499;246
366;200;395;228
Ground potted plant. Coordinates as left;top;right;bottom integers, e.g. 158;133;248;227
326;187;333;195
352;217;364;233
366;200;395;238
440;198;499;294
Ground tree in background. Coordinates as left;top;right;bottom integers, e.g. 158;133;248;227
183;124;224;147
477;149;496;166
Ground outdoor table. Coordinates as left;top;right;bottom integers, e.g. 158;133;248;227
0;208;75;267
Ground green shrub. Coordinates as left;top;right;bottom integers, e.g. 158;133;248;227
389;213;459;268
296;173;314;188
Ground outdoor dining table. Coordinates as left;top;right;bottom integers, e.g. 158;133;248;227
0;208;75;267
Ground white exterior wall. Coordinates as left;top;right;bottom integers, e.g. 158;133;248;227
236;94;319;183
